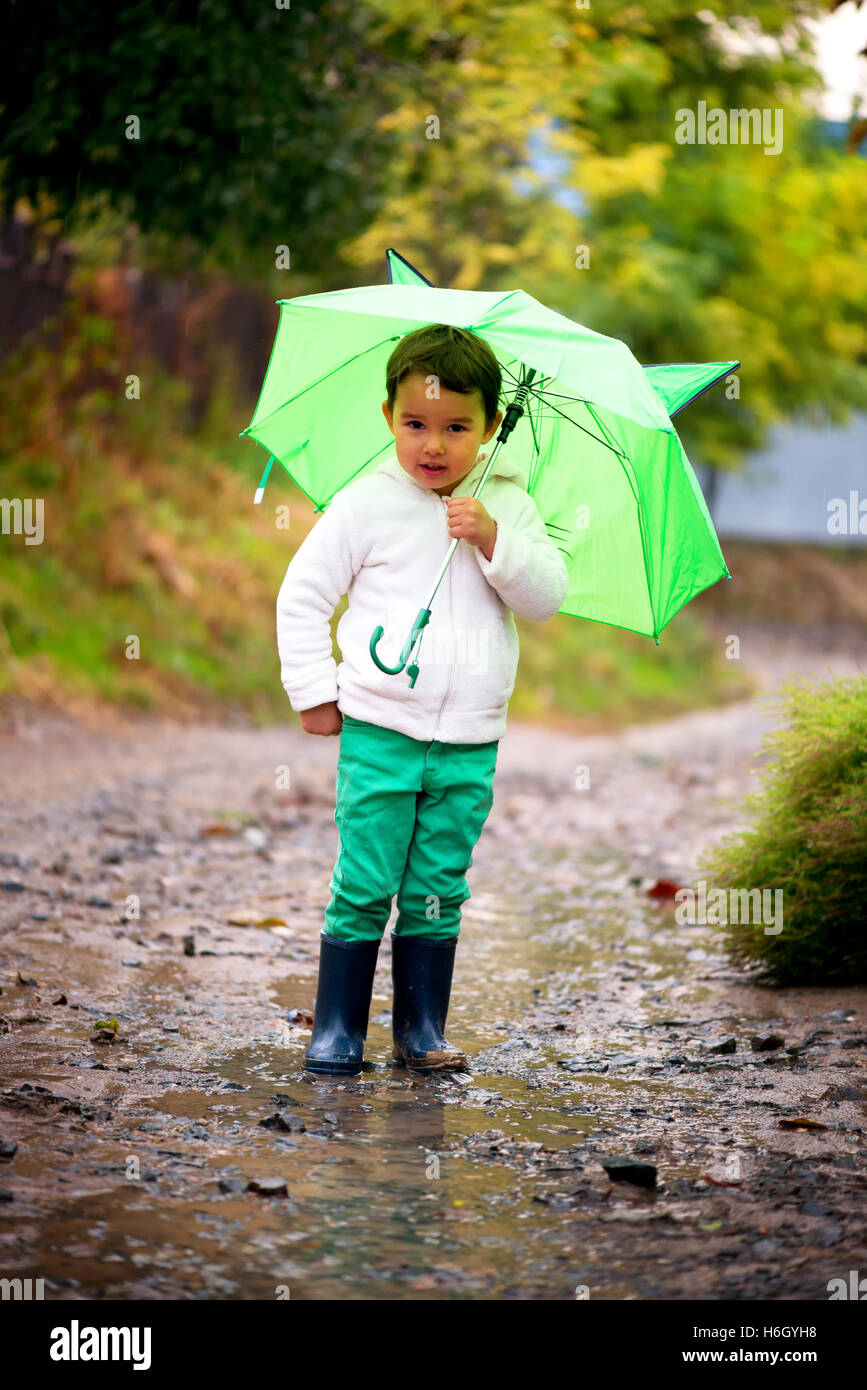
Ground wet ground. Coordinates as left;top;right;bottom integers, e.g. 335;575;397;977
1;620;866;1300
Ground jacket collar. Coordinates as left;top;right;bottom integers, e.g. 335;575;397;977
375;445;526;495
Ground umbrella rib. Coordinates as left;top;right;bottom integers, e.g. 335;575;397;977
523;382;626;461
526;390;543;488
496;359;623;461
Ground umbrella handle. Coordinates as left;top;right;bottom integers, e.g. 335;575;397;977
369;607;431;681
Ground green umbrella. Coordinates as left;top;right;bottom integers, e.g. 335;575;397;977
241;248;737;684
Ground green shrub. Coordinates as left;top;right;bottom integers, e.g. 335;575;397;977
698;674;867;985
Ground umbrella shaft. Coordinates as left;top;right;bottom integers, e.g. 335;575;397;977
421;437;504;609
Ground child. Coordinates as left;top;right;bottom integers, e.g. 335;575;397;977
276;323;569;1075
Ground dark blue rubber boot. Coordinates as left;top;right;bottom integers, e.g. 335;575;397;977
304;933;381;1075
391;932;468;1072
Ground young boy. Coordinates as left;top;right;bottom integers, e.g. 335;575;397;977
276;323;569;1076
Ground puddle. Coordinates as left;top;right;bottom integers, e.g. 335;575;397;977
2;839;865;1299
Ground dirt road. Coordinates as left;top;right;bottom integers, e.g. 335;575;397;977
1;620;865;1299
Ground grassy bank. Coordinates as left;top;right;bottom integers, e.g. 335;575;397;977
699;674;867;985
0;295;759;732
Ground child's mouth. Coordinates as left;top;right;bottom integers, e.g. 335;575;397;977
420;463;447;476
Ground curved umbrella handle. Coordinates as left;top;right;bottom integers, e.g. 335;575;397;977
369;607;431;677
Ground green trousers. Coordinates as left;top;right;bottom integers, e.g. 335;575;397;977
323;714;499;943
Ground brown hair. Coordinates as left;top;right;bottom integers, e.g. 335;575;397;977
385;323;502;428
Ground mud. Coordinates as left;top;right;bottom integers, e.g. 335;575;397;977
0;620;865;1300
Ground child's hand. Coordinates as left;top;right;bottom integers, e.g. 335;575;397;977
445;496;497;561
300;701;343;736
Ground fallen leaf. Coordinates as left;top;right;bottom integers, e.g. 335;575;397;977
646;879;685;900
288;1009;314;1026
779;1117;827;1131
226;908;265;927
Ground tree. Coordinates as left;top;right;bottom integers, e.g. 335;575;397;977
0;0;402;283
346;1;867;471
3;0;866;475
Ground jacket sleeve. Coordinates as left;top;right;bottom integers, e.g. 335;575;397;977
275;486;368;711
473;487;570;621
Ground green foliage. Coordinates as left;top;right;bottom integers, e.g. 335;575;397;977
699;675;867;985
0;0;398;285
4;0;867;472
349;1;867;472
566;121;867;470
0;295;285;719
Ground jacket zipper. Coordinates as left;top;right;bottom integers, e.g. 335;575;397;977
431;495;455;740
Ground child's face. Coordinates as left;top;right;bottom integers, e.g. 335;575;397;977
381;372;503;496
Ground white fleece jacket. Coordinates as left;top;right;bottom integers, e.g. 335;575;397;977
275;447;569;744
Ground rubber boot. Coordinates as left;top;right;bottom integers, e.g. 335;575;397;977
304;933;380;1075
391;932;468;1072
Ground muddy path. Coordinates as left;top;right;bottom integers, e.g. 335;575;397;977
1;620;866;1300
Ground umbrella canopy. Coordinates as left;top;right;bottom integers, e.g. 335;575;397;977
241;249;737;643
386;245;737;420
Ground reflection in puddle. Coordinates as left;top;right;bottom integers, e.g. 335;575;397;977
1;842;786;1298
